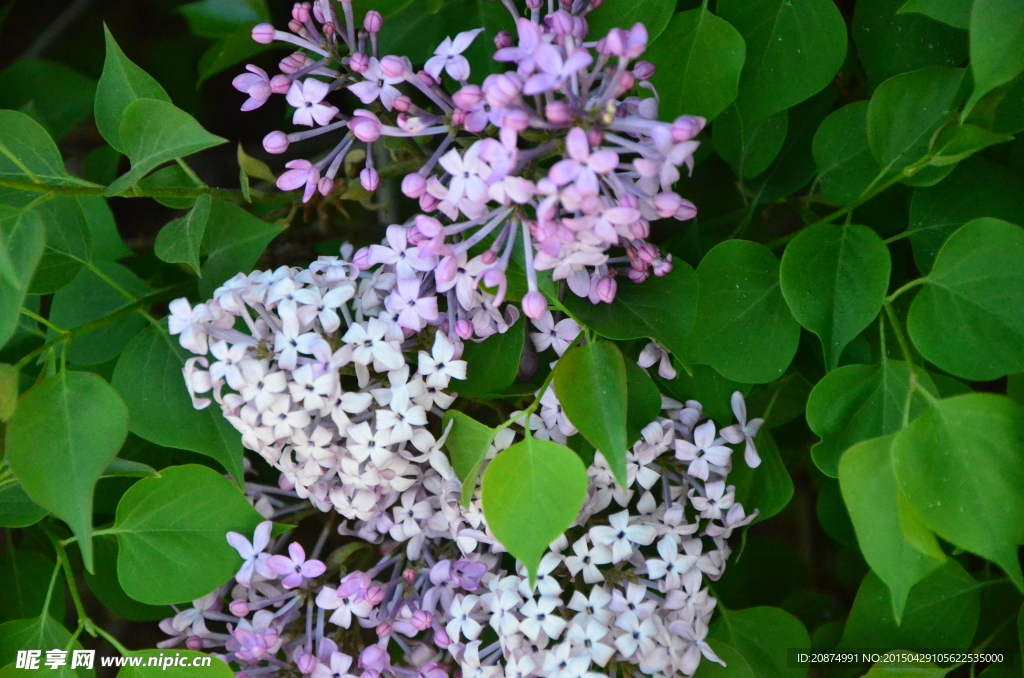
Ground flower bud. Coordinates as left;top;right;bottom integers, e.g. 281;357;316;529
628;267;649;284
481;250;497;265
279;52;307;74
363;10;383;33
522;291;547;319
229;600;250;617
675;199;697;221
433;628;452;649
417;71;438;88
652;256;673;276
638;242;658;264
322;22;336;37
483;73;520;108
350;52;370;74
364;586;385;606
549;10;573;36
360;168;379;192
380;55;407;79
401;173;427;198
672;115;707;142
571;16;588;40
453;85;484;109
494;30;513;50
526;0;543;8
263;131;289;154
633;60;655;80
419;663;447;678
318;177;335;196
415;214;443;237
411;610;433;631
654;192;682;219
270;74;292;94
587;127;603;147
501;107;530;131
292;3;310;23
252;23;276;44
288;19;304;34
349;111;382;142
392;95;412;112
353;247;372;271
376;622;392;638
545;101;573;124
594;275;617;303
278;473;295;491
452;108;467;126
297;653;317;675
419;193;439;212
359;645;388;672
601;28;627;56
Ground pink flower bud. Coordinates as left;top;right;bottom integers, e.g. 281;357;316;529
545;101;573;124
350;52;370;74
318;177;334;196
675;199;697;221
402;173;427;198
616;71;636;95
522;291;547;319
403;568;417;583
526;0;543;8
270;74;292;94
288;19;304;34
392;95;412;112
411;610;433;631
482;268;507;306
417;71;438;88
280;52;308;74
322;22;336;37
360;168;379;192
419;193;439;212
263;131;289;154
278;473;295;491
625;23;649;59
501;108;529;131
628;267;649;284
638;243;658;264
349;111;382;142
419;663;447;678
252;23;276;44
353;247;372;271
483;73;520;108
587;127;603;147
672;115;707;142
415;214;443;237
229;600;251;617
595;276;617;303
633;60;656;80
481;250;497;265
549;10;573;36
433;628;452;649
186;636;204;651
452;108;467;126
376;622;392;638
494;30;513;49
359;645;388;672
654;192;682;218
364;586;385;606
455;319;473;340
364;10;383;32
381;55;407;79
292;3;310;23
435;256;458;285
629;218;650;239
453;85;484;109
601;28;627;56
652;257;673;276
571;16;588;40
297;653;317;675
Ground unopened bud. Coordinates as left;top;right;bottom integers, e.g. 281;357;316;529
252;23;276;44
322;22;335;37
376;622;392;638
481;250;497;265
353;247;372;270
270;74;291;94
350;52;370;74
675;199;697;221
292;3;310;23
318;177;335;196
263;131;289;154
415;214;443;237
455;319;474;340
522;291;547;319
419;193;439;212
229;600;250;617
494;30;514;50
364;10;383;33
433;628;452;649
392;95;412;112
364;586;385;606
402;173;427;198
297;654;317;675
594;276;617;303
417;71;438;88
672;115;706;142
381;55;407;79
633;60;655;80
186;636;204;651
545;101;573;124
453;85;484;109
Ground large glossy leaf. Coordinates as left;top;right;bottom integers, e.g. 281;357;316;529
893;393;1024;589
441;410;496;506
457;315;525;398
709;606;810;678
112;323;245;483
780;223;891;370
5;371;128;571
111;464;267;605
867;67;965;178
562;263;698;361
841;562;981;650
0;110;95;187
0;549;64;623
898;0;972;28
95;26;171;153
0;469;48;528
966;0;1024;115
685;240;800;384
155;192;211;276
907;218;1024;380
693;640;756;678
812;102;887;205
28;197;92;295
198;199;285;297
717;0;846;122
106;99;226;195
554;342;629;486
84;536;173;622
839;435;946;621
78;196;132;262
0;205;44;349
713;107;788;179
47;262;150;365
806;361;937;477
853;0;968;89
482;438;587;582
0;614;93;678
646;7;746;122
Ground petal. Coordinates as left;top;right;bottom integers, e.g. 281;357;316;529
451;28;484;54
252;520;273;552
301;78;330;104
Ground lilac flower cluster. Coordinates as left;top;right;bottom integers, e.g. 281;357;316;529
234;0;701;323
166;256;763;676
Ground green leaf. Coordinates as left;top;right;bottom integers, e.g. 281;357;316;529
867;67;966;178
554;341;629;486
645;7;746;122
898;0;972;28
112;323;244;483
78;196;132;262
115;651;236;678
198;24;281;85
929;123;1014;166
112;464;266;605
0;205;44;349
906;158;1024;272
0;110;95;187
685;240;800;384
237;143;276;183
82;145;123;186
839;435;946;621
441;410;496;506
744;371;812;428
29;197;92;295
138;165;202;209
729;429;793;525
456;317;525;398
853;0;968;90
562;263;698;361
0;58;97;141
624;359;662;446
713;107;789;179
47;261;150;366
198;199;285;297
95;26;171;153
102;458;159;478
863;658;949;677
180;0;268;38
841;562;982;650
0;363;15;421
709;606;810;678
716;0;846;122
0;470;48;528
0;549;64;623
586;0;674;42
84;536;171;622
5;371;128;571
656;363;751;424
780;223;892;370
966;0;1024;115
806;361;937;477
812;101;887;205
0;614;93;678
907;218;1024;380
693;640;756;678
155;193;211;276
892;393;1024;589
106;99;226;196
481;438;588;582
